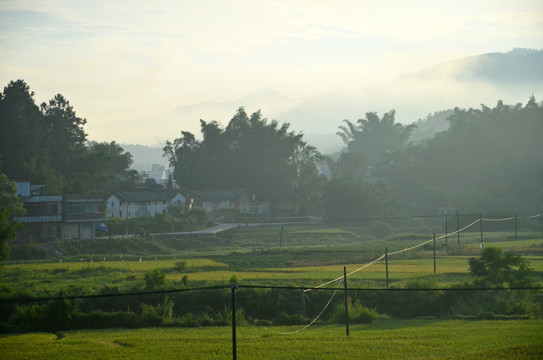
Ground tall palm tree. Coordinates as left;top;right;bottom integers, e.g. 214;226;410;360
336;110;417;166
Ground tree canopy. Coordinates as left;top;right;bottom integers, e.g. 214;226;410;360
366;97;543;214
164;107;324;214
337;110;417;167
0;80;137;193
468;247;534;288
0;172;25;260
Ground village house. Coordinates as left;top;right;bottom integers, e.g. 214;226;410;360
13;181;104;242
187;189;270;216
105;189;185;219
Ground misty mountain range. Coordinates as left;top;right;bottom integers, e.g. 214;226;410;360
126;48;542;167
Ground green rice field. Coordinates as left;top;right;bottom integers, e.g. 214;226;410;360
1;319;542;359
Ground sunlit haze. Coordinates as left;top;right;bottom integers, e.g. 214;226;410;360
1;0;542;146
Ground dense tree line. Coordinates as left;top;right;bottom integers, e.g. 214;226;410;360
2;79;541;221
369;97;543;214
163;107;325;215
0;80;136;194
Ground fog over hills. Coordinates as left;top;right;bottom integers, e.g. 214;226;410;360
129;49;543;164
278;48;543;151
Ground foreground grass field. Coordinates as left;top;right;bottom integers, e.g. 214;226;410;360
1;319;542;359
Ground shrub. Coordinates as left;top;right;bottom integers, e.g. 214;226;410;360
331;298;384;324
144;269;166;290
141;297;174;326
174;260;187;272
468;247;535;288
70;310;142;329
275;312;308;325
452;290;541;318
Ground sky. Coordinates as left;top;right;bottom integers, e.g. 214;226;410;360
1;0;542;146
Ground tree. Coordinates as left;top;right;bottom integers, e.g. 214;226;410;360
87;141;140;189
0;173;25;261
324;177;394;221
468;247;534;288
336;152;367;179
41;94;88;172
144;269;166;290
337;110;417;167
0;80;44;181
164;107;323;213
0;80;104;194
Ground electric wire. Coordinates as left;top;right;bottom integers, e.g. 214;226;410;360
482;216;515;222
249;279;343;335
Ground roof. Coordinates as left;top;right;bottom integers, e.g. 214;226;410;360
65;193;103;201
111;190;183;202
189;189;247;202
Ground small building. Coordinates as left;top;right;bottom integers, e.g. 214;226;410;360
188;189;270;216
106;190;185;219
12;181;104;242
63;194;105;239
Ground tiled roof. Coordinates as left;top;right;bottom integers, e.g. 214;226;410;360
65;193;103;201
112;190;182;202
189;189;247;201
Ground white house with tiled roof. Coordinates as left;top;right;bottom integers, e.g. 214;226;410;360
106;190;185;219
188;189;270;215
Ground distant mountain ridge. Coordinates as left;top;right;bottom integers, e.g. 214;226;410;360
130;48;542;159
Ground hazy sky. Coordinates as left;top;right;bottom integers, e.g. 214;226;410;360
1;0;542;145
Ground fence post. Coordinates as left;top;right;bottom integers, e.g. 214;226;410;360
279;226;283;251
445;213;448;244
433;233;436;273
456;210;460;245
344;266;349;337
479;214;484;249
230;284;238;360
301;287;306;318
515;212;518;241
385;248;389;289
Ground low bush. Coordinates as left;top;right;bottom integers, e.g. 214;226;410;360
331;298;384;324
275;312;309;325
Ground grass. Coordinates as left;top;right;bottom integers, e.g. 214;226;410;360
2;229;543;296
1;228;542;359
1;319;542;359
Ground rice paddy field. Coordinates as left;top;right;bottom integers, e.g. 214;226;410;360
2;228;543;295
1;319;542;359
1;225;542;359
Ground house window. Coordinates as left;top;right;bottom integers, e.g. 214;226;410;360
66;202;84;214
47;203;59;215
86;202;99;214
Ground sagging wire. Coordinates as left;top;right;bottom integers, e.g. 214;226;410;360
307;218;484;291
482;216;515;222
388;218;482;256
246;279;343;335
257;212;540;320
304;255;384;293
